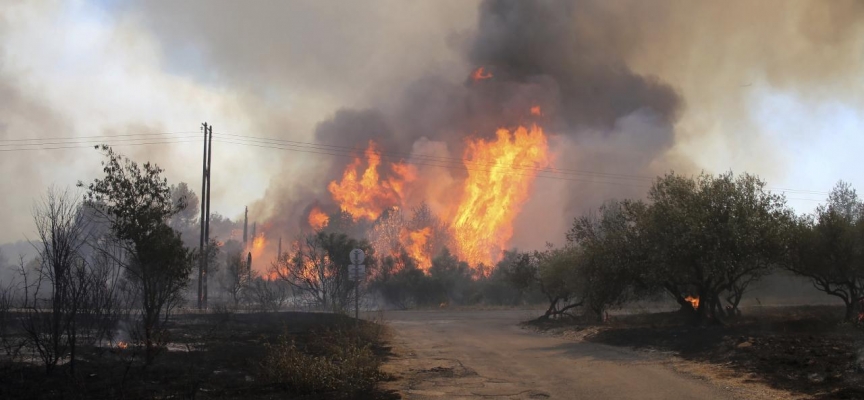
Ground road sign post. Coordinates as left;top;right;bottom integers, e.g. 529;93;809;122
349;249;365;319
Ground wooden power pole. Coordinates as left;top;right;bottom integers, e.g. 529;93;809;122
198;123;208;310
198;122;213;310
203;123;213;308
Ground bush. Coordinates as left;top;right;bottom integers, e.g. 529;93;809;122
259;328;385;395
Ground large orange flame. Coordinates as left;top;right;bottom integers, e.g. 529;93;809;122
451;125;550;268
328;141;416;221
401;227;432;272
250;233;266;264
308;206;329;231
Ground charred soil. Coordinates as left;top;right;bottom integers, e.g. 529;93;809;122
0;311;398;400
527;305;864;399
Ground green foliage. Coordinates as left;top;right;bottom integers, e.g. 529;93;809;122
372;247;531;308
78;145;191;364
786;181;864;322
567;200;636;320
633;171;792;323
79;145;184;245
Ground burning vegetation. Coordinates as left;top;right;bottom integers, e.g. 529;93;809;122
470;66;493;81
451;125;550;267
307;206;329;231
327;141;415;222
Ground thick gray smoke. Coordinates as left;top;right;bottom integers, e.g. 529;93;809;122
299;0;687;249
4;0;863;257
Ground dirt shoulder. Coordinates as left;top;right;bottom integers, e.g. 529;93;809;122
527;305;864;400
380;309;790;400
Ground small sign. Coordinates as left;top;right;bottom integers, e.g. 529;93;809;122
348;264;366;281
350;249;365;265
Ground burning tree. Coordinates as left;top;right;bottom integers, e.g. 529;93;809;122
631;172;791;324
271;232;375;313
785;181;864;322
368;203;454;273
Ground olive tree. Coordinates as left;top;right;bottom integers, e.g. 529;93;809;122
566;200;637;322
785;181;864;322
633;172;791;324
507;246;582;320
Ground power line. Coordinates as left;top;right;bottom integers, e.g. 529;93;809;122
210;137;650;188
210;137;832;198
212;133;831;196
0;131;198;143
216;132;657;183
0;130;833;197
0;138;200;152
0;134;201;148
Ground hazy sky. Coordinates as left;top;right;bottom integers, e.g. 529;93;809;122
1;0;862;246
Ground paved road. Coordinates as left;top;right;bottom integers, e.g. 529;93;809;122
380;309;748;400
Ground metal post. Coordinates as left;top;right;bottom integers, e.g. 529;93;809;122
355;281;359;320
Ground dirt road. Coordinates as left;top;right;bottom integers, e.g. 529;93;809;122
380;309;775;400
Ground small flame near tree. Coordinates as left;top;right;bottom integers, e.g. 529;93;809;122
471;66;493;81
530;106;542;116
684;295;699;310
117;341;128;350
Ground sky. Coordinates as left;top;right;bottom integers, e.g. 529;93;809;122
1;0;862;249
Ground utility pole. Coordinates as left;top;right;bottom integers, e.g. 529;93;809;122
203;123;213;309
197;123;209;310
243;206;248;247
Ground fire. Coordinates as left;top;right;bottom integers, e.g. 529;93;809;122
401;227;432;271
117;341;128;349
250;233;266;262
684;295;699;310
308;206;329;231
451;125;550;268
530;106;542;116
471;66;493;81
328;141;416;221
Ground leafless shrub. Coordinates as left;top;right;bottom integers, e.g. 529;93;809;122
247;274;290;312
259;328;384;395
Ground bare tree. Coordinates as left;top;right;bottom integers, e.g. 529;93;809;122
247;272;290;312
0;254;25;362
219;241;251;309
21;187;89;374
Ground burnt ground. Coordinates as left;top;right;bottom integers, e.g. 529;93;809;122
528;305;864;399
0;311;398;400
